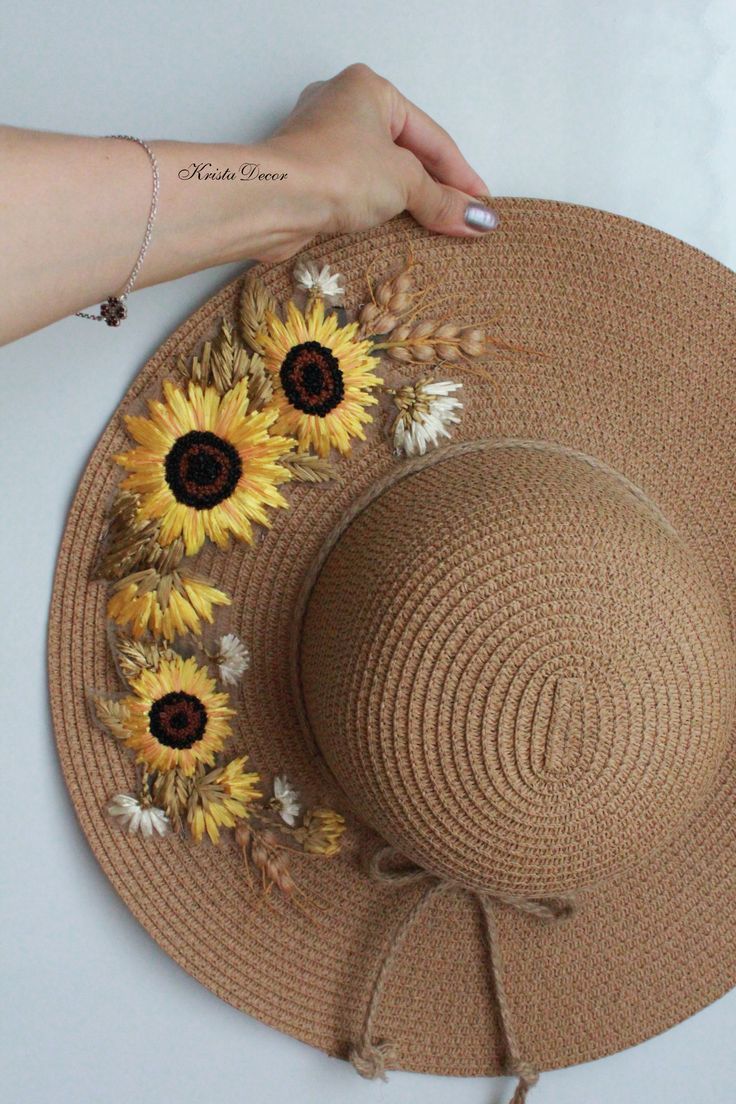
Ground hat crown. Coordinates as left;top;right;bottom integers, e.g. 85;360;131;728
300;442;735;895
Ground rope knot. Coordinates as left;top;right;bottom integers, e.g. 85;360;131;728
508;1058;539;1085
506;1058;540;1103
348;1039;397;1081
540;896;576;921
547;896;573;922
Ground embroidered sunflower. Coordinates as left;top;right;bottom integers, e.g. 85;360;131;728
121;655;235;775
296;808;346;856
107;570;230;641
259;299;382;457
115;378;294;557
187;756;262;844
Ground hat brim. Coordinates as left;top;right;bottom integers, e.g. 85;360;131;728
48;199;736;1076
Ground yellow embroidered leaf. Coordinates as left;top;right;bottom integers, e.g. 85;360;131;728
282;453;336;483
91;694;130;741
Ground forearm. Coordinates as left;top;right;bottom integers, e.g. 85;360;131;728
0;67;496;347
0;126;332;344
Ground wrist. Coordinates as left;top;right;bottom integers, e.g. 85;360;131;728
173;137;337;267
250;135;337;255
141;138;335;284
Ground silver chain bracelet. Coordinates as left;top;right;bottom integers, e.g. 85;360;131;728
76;135;160;326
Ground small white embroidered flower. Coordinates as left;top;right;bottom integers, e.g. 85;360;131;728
271;775;301;826
106;794;170;838
390;378;463;457
215;633;251;686
293;255;345;306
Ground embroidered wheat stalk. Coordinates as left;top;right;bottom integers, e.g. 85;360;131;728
239;271;279;353
114;633;176;684
179;319;250;394
248;829;298;898
152;767;192;833
357;263;418;337
178;318;274;410
375;320;486;363
373;320;543;376
93;491;183;581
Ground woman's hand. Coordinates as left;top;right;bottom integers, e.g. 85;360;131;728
0;64;497;344
259;63;498;261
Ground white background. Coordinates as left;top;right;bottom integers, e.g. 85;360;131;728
2;2;736;1101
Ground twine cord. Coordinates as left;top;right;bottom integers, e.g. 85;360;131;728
349;845;576;1102
348;875;448;1080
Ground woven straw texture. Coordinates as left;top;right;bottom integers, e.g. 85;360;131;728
48;199;736;1076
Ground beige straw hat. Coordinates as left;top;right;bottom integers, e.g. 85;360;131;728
48;198;736;1101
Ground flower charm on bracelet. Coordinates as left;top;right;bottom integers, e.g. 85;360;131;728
101;296;128;327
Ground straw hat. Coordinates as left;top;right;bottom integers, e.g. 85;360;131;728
48;198;736;1100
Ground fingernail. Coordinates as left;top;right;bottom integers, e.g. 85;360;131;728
464;202;499;231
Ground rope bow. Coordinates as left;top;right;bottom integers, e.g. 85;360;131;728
349;846;576;1104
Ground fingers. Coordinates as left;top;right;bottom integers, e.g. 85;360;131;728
280;64;499;239
371;66;498;236
392;94;489;197
296;79;325;106
398;149;499;237
332;65;489;199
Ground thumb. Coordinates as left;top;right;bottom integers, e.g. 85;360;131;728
403;162;499;237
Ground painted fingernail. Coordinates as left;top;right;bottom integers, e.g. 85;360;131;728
464;202;499;231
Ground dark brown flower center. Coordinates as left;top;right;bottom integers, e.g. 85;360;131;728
280;341;344;416
149;691;207;749
164;430;242;508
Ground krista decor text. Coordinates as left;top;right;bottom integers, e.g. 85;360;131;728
178;161;288;182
